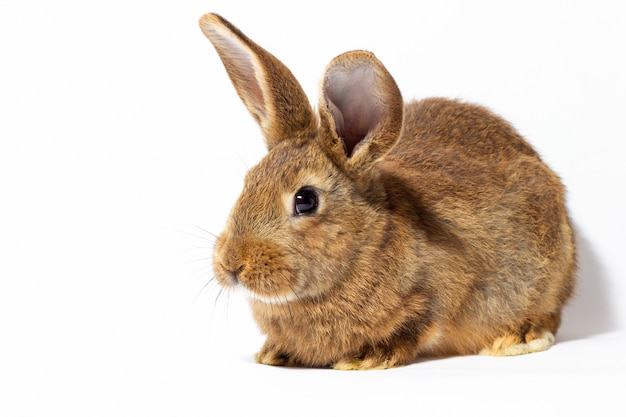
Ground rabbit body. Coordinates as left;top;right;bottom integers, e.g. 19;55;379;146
201;14;576;369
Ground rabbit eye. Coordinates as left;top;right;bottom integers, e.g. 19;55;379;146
294;187;318;216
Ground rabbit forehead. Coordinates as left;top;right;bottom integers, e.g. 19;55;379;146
245;140;339;192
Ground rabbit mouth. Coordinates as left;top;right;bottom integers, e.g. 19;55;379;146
215;261;301;304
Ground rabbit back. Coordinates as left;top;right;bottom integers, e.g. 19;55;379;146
374;97;576;356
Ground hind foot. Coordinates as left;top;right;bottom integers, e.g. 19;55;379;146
480;331;555;357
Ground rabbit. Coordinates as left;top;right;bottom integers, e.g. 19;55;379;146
199;13;576;370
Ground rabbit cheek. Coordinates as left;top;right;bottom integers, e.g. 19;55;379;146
239;245;297;302
214;238;297;302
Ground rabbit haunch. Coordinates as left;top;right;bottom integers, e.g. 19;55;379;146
200;13;576;370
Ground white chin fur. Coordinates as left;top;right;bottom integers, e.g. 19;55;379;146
243;288;298;304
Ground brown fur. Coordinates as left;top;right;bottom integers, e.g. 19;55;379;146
200;14;576;369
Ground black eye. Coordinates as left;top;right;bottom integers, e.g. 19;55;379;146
294;187;318;216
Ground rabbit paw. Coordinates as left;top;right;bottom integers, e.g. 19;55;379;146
255;347;290;366
480;330;555;356
333;357;393;371
333;348;407;370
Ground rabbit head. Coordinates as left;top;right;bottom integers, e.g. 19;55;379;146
201;14;404;304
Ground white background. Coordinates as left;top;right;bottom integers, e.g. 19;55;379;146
1;1;624;416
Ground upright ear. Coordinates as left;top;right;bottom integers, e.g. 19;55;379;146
318;51;403;172
199;14;317;149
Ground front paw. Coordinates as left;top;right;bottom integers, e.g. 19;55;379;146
255;346;290;366
333;343;415;370
333;349;408;370
333;357;392;370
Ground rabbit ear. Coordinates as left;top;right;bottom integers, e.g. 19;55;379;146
199;14;317;149
318;51;403;172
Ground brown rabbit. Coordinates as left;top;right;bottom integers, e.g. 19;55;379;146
200;13;576;370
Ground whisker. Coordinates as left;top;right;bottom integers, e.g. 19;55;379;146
180;231;215;243
193;276;214;302
188;246;215;250
224;289;232;321
179;227;218;244
235;151;251;172
270;292;281;324
213;286;222;306
210;286;230;321
187;257;213;264
283;294;294;324
287;283;302;303
194;225;219;240
270;290;293;326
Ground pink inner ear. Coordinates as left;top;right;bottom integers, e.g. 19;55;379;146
324;65;383;156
